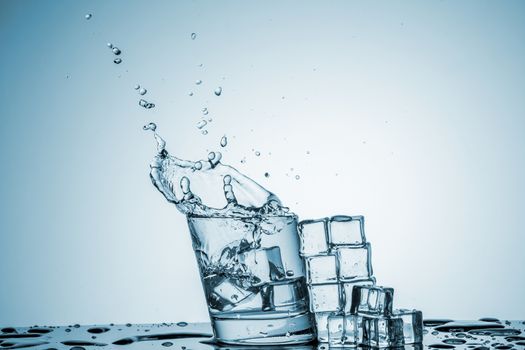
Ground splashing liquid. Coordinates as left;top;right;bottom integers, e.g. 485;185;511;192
146;126;286;217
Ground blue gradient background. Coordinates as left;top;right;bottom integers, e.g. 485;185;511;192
1;0;524;326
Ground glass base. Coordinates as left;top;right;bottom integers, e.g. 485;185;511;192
211;310;316;345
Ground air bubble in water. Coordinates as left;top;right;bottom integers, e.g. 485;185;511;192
195;80;202;85
139;88;147;95
113;58;122;64
202;108;208;115
112;47;121;55
85;14;92;20
143;123;157;132
214;87;222;96
196;120;207;129
220;136;227;147
191;33;197;40
139;99;155;109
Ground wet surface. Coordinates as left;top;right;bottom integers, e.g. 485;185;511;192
0;320;523;350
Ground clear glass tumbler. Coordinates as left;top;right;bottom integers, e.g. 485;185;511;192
187;214;315;345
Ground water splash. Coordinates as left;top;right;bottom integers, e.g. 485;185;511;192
139;99;155;109
146;127;287;217
143;123;157;132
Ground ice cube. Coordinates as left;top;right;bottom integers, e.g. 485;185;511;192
341;277;376;313
298;218;329;256
209;278;256;312
314;311;333;343
271;278;308;310
305;254;338;284
328;215;366;246
362;309;423;347
308;283;341;312
336;243;372;281
350;285;394;316
327;314;345;347
344;314;364;345
239;246;285;284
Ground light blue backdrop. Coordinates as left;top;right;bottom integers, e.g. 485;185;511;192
1;0;524;326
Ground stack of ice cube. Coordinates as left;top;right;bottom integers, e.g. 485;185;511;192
298;215;376;342
327;284;423;347
298;215;423;347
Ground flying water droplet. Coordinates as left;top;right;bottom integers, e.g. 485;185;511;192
214;87;222;96
196;120;207;129
112;47;121;55
139;99;155;109
113;58;122;64
255;151;260;156
143;123;157;132
85;14;92;20
191;33;197;40
188;92;194;96
134;84;140;90
264;172;270;178
139;87;147;95
107;43;113;48
201;130;208;135
195;80;202;85
295;175;300;180
202;108;208;115
220;136;227;147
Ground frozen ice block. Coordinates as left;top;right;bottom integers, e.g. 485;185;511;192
341;277;376;313
336;243;372;281
328;313;365;347
239;246;285;284
308;283;341;312
327;314;345;347
350;285;394;316
328;215;366;246
271;278;308;310
305;254;338;284
298;218;329;256
362;309;423;347
314;311;333;343
210;278;256;311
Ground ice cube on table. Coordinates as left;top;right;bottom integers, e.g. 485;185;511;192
341;277;376;313
308;283;341;312
350;285;394;316
327;314;345;347
362;309;423;347
239;246;285;284
305;254;338;284
336;243;372;281
298;218;329;256
314;311;333;343
271;278;308;310
328;215;366;246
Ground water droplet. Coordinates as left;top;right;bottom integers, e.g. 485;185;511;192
264;172;270;178
194;161;203;170
202;108;208;115
107;43;113;48
113;58;122;64
255;151;260;156
134;84;140;90
139;87;147;95
143;123;157;132
295;175;300;180
85;13;92;20
196;80;202;85
196;120;207;129
112;47;121;55
191;32;197;40
188;92;194;96
201;130;208;135
306;150;310;155
214;87;222;96
139;99;155;109
73;324;80;328
162;342;173;347
223;175;232;185
125;323;132;327
220;136;227;147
